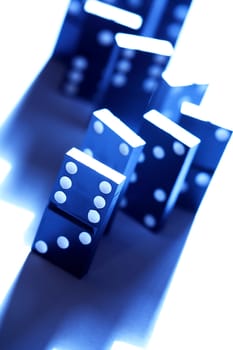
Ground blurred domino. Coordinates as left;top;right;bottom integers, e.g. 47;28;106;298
97;39;172;132
176;103;232;212
61;1;143;101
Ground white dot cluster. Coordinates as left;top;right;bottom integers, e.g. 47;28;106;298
54;160;77;206
34;229;93;255
111;49;135;88
89;180;112;220
142;54;166;93
53;160;114;227
63;55;88;96
151;142;185;161
86;180;113;225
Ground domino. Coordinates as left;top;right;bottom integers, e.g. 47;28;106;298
97;43;171;132
81;108;146;175
61;2;143;101
32;147;126;277
49;147;126;234
121;109;200;231
32;204;98;278
81;108;146;231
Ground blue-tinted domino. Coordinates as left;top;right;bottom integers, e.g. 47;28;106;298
61;4;142;101
121;109;201;231
32;204;100;278
176;165;213;212
179;112;232;172
97;44;170;132
82;108;146;176
50;147;126;234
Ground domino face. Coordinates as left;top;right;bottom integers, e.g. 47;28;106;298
49;147;126;232
32;147;126;277
81;108;146;232
179;113;232;171
121;109;200;231
32;205;99;278
97;45;170;132
81;108;146;174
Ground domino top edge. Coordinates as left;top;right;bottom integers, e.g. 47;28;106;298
93;108;146;147
67;147;126;185
144;109;201;148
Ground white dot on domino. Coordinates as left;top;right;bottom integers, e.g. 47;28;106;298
215;128;231;142
54;191;67;204
153;146;165;159
83;148;94;157
65;161;78;174
57;236;70;249
144;214;157;228
99;181;112;194
93;120;104;134
93;196;106;209
153;188;167;202
130;172;137;183
117;59;132;73
71;56;88;70
138;152;145;163
35;240;48;254
79;231;92;245
173;141;185;156
195;172;211;187
59;176;72;189
119;142;129;156
112;73;127;87
119;196;128;208
88;209;101;223
142;78;158;93
97;29;114;46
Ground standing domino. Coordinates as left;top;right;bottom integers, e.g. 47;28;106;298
121;109;200;231
32;147;126;277
81;108;146;232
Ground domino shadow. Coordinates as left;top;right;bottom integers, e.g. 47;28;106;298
0;207;194;350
